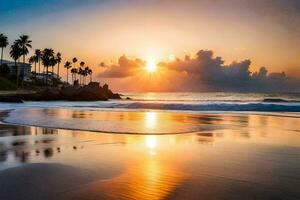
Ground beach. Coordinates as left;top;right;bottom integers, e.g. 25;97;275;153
2;0;300;198
0;103;300;200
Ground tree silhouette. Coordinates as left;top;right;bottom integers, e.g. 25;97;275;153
83;67;90;85
15;35;32;65
64;61;72;84
41;48;55;85
78;67;83;85
34;49;42;74
87;67;93;83
56;52;62;79
72;57;78;68
71;68;78;84
29;55;38;78
10;42;22;86
79;61;85;85
0;34;9;66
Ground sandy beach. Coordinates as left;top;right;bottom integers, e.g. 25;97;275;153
0;109;299;200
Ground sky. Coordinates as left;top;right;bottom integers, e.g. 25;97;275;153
0;0;299;92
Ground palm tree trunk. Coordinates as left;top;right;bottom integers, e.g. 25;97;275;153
52;66;54;84
67;69;69;84
34;62;37;79
23;49;25;64
57;63;60;79
0;47;3;65
90;74;92;82
45;66;48;86
38;60;41;74
15;60;18;87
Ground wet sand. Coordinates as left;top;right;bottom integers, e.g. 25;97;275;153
0;110;300;200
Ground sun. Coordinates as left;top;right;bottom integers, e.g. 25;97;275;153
146;59;157;73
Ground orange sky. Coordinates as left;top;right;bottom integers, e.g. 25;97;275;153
1;0;300;91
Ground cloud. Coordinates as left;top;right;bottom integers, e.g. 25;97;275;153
99;55;145;78
98;50;300;92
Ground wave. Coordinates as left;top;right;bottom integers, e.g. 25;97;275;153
0;100;300;113
67;101;300;112
126;98;300;103
118;102;300;112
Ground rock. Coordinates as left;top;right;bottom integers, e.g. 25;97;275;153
88;82;100;89
0;82;121;102
262;98;288;103
60;86;80;99
0;96;23;103
38;88;61;100
60;83;108;101
101;83;121;99
110;93;121;99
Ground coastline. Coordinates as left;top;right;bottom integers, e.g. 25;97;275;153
0;109;299;199
2;107;300;134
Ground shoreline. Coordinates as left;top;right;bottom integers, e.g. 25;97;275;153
1;108;300;136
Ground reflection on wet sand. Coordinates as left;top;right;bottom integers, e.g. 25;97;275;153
0;111;300;199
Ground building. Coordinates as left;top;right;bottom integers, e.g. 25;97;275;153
1;60;32;78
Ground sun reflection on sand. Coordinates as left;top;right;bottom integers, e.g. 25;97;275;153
145;112;157;130
145;135;157;155
146;135;157;149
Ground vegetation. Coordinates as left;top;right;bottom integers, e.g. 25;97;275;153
64;61;72;84
0;34;9;65
41;48;56;85
0;33;94;89
0;77;17;90
56;52;62;78
35;49;42;74
16;35;32;65
9;41;22;86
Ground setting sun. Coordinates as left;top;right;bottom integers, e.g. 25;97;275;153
146;59;157;73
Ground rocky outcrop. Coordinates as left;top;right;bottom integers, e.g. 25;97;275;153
0;82;121;102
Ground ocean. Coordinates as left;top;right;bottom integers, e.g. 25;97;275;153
0;92;300;199
0;92;300;112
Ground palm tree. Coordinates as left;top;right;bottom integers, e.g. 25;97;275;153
0;34;9;65
83;67;91;85
10;42;22;86
87;67;93;83
80;61;85;67
56;52;62;79
34;49;42;74
50;56;57;83
78;67;83;85
64;61;72;84
71;68;78;84
79;61;85;85
41;48;55;85
28;55;38;77
72;57;78;68
15;35;32;65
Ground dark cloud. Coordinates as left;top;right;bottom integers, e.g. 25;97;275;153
160;50;300;92
99;55;145;78
98;50;300;92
